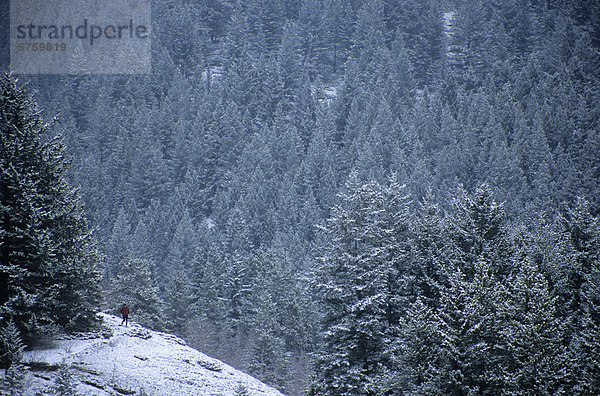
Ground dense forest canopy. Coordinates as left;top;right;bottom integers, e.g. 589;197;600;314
2;0;600;394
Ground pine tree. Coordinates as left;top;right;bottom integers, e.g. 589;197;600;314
0;320;25;396
244;245;317;392
449;0;512;83
384;33;415;114
351;0;386;64
278;21;304;106
312;173;411;394
164;211;198;283
129;219;153;262
447;184;513;280
554;198;600;330
164;266;195;335
0;321;23;369
501;254;569;394
223;253;255;342
434;267;495;394
412;190;449;309
234;383;250;396
322;0;354;73
405;185;516;394
0;74;102;337
393;298;443;394
3;361;25;396
394;0;444;86
50;364;78;396
104;207;132;284
190;244;227;330
552;198;600;393
0;321;25;395
111;257;164;330
247;287;289;391
577;310;600;394
129;125;170;210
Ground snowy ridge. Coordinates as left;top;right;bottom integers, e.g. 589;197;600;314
22;313;284;395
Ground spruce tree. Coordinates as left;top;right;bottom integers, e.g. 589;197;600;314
111;257;164;330
501;255;568;394
434;267;493;394
412;191;449;309
165;266;195;335
394;298;443;394
554;198;600;329
406;185;516;394
0;74;102;338
312;173;411;395
0;321;25;395
50;364;78;396
447;184;512;281
247;287;289;392
553;198;600;393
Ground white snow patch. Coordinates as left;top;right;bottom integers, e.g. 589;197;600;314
443;11;455;37
21;313;284;396
203;217;216;230
311;85;338;104
201;66;224;83
321;86;337;99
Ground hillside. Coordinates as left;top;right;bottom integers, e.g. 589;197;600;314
20;313;284;396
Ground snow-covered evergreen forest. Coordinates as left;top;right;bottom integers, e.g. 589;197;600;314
2;0;600;394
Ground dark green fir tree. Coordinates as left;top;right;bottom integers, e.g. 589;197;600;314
0;320;25;395
49;364;78;396
111;257;164;331
0;74;102;340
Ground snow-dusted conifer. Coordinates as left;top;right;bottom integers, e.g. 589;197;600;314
412;190;449;308
447;183;512;280
501;255;568;394
247;287;289;391
50;364;78;396
112;257;164;330
0;321;25;395
165;266;195;335
0;74;101;337
393;298;442;394
434;268;491;394
312;172;411;394
553;198;600;393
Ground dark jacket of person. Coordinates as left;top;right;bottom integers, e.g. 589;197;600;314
121;305;130;316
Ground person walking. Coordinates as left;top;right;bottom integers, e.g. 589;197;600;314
120;303;130;326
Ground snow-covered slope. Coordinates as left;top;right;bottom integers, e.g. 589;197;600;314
22;313;284;395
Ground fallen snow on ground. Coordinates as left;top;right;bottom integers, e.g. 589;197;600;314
22;313;284;395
